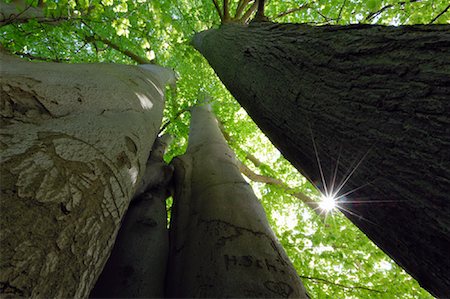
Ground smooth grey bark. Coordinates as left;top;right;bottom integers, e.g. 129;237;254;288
192;23;450;298
166;105;309;298
0;52;174;298
89;135;172;298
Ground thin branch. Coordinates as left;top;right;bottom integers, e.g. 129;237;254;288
174;3;195;33
245;152;261;167
240;161;320;210
275;3;309;19
13;51;69;62
1;1;36;25
85;35;152;64
238;160;283;186
212;0;224;22
0;1;79;26
365;0;421;22
235;0;250;20
315;9;334;23
241;0;258;23
336;0;347;24
429;3;450;24
298;275;384;293
217;121;322;217
158;108;190;135
238;156;322;217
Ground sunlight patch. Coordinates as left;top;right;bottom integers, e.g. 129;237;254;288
136;92;154;110
128;166;139;185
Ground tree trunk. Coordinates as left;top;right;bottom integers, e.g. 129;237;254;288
0;52;174;298
89;135;173;298
166;104;309;298
192;23;450;298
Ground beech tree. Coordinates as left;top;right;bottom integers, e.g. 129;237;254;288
166;104;308;297
0;50;175;297
1;0;448;298
192;20;450;298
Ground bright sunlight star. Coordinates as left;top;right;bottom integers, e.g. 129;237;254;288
319;194;336;212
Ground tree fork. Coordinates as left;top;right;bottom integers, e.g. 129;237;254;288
192;23;450;298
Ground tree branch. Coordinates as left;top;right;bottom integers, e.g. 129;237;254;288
85;35;152;64
429;4;450;24
298;275;384;293
158;108;190;135
212;0;224;22
275;3;309;19
13;51;69;62
217;121;322;217
336;0;347;24
241;0;258;23
254;0;268;21
364;0;421;22
235;0;250;20
315;9;334;23
223;0;230;21
0;1;82;26
245;152;261;167
238;155;322;217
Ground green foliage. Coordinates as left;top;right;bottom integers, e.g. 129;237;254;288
1;0;443;297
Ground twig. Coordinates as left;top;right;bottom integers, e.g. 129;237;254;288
174;3;196;33
1;0;34;26
13;51;69;62
0;0;78;26
0;15;73;26
159;108;190;135
336;0;347;24
275;3;309;19
298;275;384;293
85;35;152;64
315;9;334;23
429;3;450;24
365;0;421;22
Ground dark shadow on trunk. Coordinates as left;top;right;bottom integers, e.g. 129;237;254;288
192;23;450;298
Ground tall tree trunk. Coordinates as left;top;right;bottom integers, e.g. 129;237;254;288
166;104;309;298
89;135;173;298
192;23;450;298
0;52;174;298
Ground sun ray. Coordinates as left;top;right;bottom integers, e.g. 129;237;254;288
333;144;374;198
335;204;379;226
329;145;342;198
334;180;376;201
309;125;329;197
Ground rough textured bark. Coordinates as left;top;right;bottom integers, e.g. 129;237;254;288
0;52;174;298
89;135;173;298
166;105;309;298
193;23;450;298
